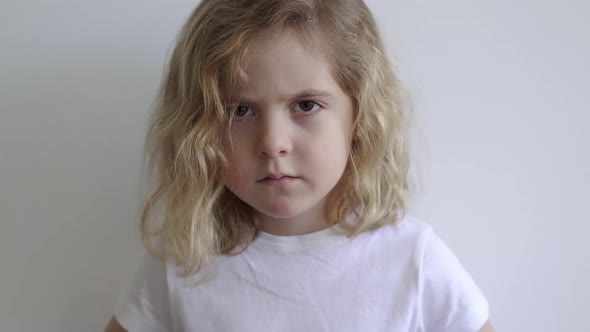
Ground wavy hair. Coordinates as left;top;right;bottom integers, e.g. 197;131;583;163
139;0;414;282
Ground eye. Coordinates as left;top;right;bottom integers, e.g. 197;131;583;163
293;101;321;113
232;104;253;117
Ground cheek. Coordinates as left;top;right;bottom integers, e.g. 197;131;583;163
220;148;246;188
222;130;252;164
220;166;248;199
305;126;351;170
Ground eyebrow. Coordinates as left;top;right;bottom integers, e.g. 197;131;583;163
290;89;335;100
231;88;335;105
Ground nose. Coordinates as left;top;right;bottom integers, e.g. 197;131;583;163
255;114;292;158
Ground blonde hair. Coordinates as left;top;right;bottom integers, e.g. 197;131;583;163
140;0;414;282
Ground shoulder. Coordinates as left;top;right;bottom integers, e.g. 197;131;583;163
379;213;472;275
112;247;175;332
352;213;435;276
371;213;434;258
380;213;433;241
395;216;490;331
373;214;490;331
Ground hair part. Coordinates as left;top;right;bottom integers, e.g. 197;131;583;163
139;0;415;285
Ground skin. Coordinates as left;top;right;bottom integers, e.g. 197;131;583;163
481;321;497;332
220;31;355;236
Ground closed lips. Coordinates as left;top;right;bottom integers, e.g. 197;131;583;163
258;175;298;181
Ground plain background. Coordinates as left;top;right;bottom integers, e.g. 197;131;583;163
1;0;588;331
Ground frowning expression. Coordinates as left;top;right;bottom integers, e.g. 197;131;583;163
220;32;355;235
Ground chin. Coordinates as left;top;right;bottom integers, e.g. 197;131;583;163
253;201;310;220
257;194;328;219
257;207;302;220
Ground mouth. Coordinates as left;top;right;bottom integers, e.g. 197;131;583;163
257;174;300;184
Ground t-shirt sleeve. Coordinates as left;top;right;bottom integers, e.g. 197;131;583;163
417;226;489;332
113;250;173;332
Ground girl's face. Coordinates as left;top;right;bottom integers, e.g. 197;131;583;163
221;32;355;236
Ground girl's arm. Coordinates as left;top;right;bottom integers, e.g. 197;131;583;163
104;316;126;332
480;320;496;332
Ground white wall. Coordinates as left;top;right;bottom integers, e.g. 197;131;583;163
1;1;587;331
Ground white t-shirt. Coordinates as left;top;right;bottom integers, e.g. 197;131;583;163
113;215;489;332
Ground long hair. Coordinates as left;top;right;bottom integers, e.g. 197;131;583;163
139;0;414;283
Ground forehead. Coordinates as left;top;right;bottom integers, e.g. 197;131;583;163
232;32;342;100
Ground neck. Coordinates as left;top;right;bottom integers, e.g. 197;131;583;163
255;200;331;236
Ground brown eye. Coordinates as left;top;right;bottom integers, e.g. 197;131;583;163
233;105;252;117
295;101;320;113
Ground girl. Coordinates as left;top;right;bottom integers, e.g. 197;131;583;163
105;0;494;331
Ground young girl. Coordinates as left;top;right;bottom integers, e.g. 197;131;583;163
106;0;494;331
